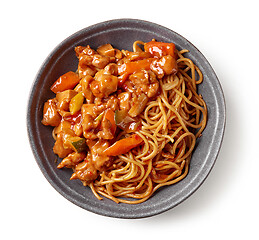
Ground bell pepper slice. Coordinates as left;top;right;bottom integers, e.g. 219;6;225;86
118;58;154;76
51;71;80;93
102;109;116;135
103;134;143;156
69;92;84;115
69;137;87;153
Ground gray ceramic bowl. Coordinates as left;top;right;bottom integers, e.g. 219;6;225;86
27;19;226;218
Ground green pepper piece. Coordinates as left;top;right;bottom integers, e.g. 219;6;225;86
70;137;87;153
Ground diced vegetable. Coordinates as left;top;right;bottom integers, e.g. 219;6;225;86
102;109;116;135
115;110;142;133
115;110;127;125
115;110;132;127
51;71;80;93
118;58;154;76
69;137;87;153
69;92;84;115
103;134;143;156
94;111;104;122
128;93;148;117
144;41;176;58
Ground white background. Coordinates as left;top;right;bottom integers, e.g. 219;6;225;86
1;0;258;239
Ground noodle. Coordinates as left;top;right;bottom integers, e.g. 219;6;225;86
89;43;207;203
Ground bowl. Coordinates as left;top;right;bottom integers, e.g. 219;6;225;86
27;18;226;218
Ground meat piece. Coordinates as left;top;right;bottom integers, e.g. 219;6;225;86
129;70;159;98
82;114;95;132
103;63;118;75
70;156;98;183
79;66;97;79
77;51;112;78
81;104;96;116
54;120;72;135
53;132;73;158
92;54;110;69
105;95;119;112
150;55;178;79
78;54;97;78
73;122;83;137
80;75;94;103
81;104;99;139
42;99;62;127
57;152;86;169
90;73;118;98
56;90;77;111
97;44;115;57
78;53;110;70
97;117;114;140
88;139;112;171
75;45;96;57
118;92;131;111
115;49;123;60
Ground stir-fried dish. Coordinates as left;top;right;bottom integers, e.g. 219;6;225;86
42;40;207;204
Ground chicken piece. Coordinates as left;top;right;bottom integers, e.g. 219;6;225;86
81;104;99;139
105;95;119;112
75;45;96;57
78;53;110;70
118;92;131;111
103;63;118;75
70;156;98;183
54;120;72;135
77;54;97;78
88;139;112;171
82;114;96;132
97;44;115;57
129;70;159;98
73;122;83;137
81;103;96;116
80;75;94;103
90;73;118;98
92;54;110;69
57;152;86;169
115;49;123;60
56;90;77;111
53;132;73;158
42;99;62;127
150;55;178;79
97;117;114;140
77;52;111;78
